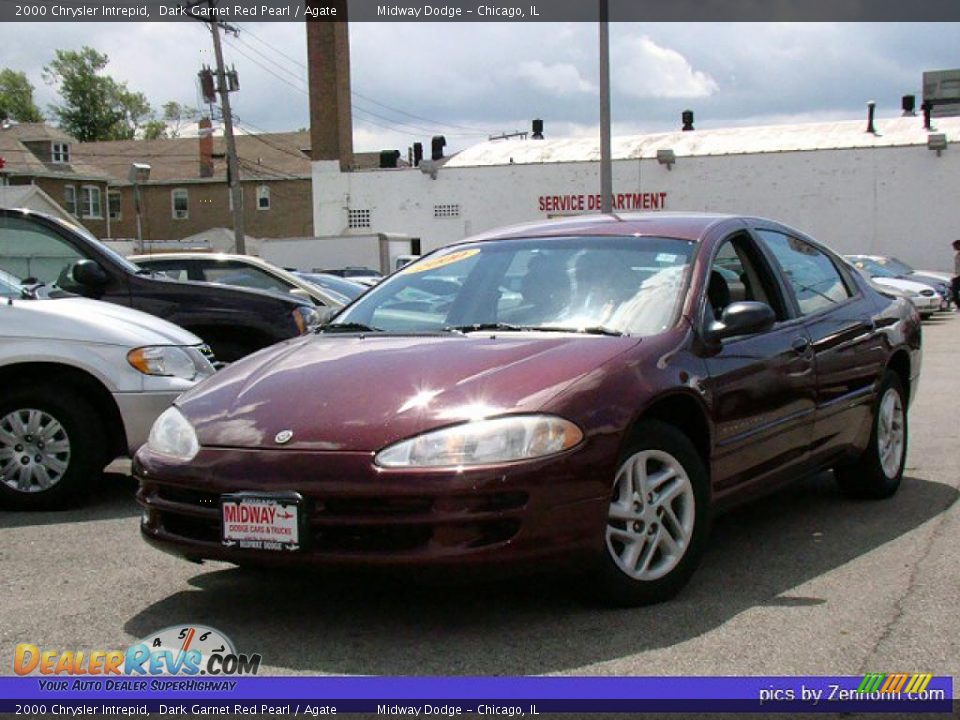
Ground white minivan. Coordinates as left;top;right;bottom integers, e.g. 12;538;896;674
0;268;215;509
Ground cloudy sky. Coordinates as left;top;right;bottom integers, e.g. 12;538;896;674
1;21;957;153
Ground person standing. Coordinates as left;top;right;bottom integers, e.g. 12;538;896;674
953;240;960;309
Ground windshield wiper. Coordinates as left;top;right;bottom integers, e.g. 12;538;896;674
320;321;382;334
443;322;527;333
444;323;624;337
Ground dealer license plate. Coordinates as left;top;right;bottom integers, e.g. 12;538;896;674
221;494;302;551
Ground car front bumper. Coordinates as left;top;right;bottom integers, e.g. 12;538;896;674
114;391;183;455
134;442;614;574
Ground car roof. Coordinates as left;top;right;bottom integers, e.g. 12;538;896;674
455;212;739;245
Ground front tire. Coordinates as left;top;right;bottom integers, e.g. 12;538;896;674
592;421;711;606
835;371;907;499
0;388;106;510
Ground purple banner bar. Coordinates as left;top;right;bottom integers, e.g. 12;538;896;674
0;676;953;713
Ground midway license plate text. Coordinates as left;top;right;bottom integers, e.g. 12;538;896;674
221;494;301;551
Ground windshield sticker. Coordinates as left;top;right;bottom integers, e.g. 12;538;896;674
655;253;678;263
402;248;480;274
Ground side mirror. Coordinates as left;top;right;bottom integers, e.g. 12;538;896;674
707;301;775;341
71;259;109;287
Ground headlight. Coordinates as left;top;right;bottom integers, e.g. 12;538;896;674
375;414;583;468
128;346;210;381
147;406;199;461
293;305;322;333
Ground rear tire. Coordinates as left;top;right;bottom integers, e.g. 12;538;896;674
592;421;711;606
0;387;106;510
835;371;907;500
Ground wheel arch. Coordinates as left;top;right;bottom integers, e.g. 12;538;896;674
887;349;912;404
630;391;712;477
0;362;126;462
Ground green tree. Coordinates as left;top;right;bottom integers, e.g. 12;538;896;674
0;69;44;122
42;47;152;141
141;119;168;140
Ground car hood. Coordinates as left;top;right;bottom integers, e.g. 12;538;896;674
870;277;936;295
1;296;203;346
179;333;638;452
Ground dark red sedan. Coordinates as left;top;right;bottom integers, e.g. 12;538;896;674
135;214;921;605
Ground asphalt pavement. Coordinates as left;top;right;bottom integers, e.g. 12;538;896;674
2;314;957;709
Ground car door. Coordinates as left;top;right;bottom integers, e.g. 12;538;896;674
700;230;816;499
753;227;887;468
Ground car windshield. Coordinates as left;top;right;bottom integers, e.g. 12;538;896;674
851;257;898;278
333;236;694;336
296;272;365;303
0;267;22;296
884;257;915;274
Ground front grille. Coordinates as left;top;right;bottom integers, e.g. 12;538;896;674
142;481;527;553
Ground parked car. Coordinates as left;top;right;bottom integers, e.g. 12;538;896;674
0;267;215;509
0;209;322;362
291;272;367;304
130;253;348;313
136;214;920;606
846;255;951;311
845;256;942;317
850;254;952;284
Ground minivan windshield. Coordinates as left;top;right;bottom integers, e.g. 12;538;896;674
332;236;695;337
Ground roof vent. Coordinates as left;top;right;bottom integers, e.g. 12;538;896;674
922;100;933;130
901;94;916;116
866;101;877;134
532;118;544;140
431;135;446;161
379;150;401;169
681;110;694;132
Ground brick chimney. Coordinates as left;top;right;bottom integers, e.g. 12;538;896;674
198;116;214;178
306;4;353;171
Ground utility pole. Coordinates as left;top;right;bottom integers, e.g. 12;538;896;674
189;0;245;253
598;0;613;214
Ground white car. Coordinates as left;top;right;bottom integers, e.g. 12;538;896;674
861;275;941;317
0;269;215;509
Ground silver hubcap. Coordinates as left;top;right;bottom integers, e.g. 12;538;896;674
877;388;905;479
606;449;696;581
0;408;71;493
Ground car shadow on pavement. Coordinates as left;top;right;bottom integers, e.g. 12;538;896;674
124;471;957;675
0;470;140;528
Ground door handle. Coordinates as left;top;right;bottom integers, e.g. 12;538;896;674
791;337;811;354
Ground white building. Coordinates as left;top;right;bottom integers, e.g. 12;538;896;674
312;115;959;272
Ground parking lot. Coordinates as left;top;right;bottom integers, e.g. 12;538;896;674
2;314;958;680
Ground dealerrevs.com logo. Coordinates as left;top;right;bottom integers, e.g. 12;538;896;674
14;625;261;677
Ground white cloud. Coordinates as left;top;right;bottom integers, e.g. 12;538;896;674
614;35;719;99
515;60;596;95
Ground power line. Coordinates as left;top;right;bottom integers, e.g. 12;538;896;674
236;23;494;136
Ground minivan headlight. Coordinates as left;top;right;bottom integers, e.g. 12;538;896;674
375;414;583;468
128;346;209;381
293;305;322;333
147;406;199;461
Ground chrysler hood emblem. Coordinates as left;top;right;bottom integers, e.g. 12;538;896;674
274;430;294;445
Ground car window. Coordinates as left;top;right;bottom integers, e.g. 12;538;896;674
708;234;789;324
757;230;851;315
199;262;289;293
338;236;694;336
0;215;85;285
